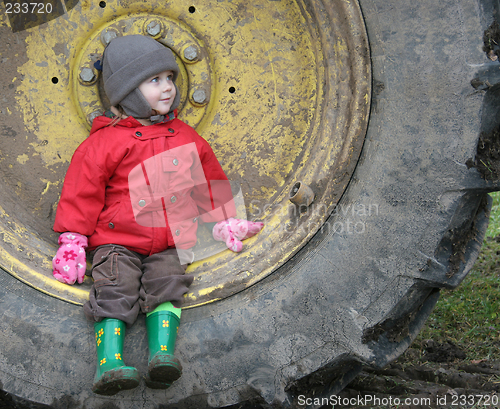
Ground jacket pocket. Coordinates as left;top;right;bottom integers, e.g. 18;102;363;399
96;200;122;227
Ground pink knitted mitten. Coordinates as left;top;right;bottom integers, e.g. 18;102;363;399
52;232;88;285
213;218;264;252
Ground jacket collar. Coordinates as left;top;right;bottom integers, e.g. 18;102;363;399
89;110;179;138
103;109;177;126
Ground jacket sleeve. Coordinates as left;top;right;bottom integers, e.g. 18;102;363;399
192;139;237;223
53;148;109;236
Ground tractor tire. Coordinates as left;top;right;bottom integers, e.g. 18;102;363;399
0;0;499;408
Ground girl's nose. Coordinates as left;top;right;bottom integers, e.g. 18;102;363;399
163;80;173;92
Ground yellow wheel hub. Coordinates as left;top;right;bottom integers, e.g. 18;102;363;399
0;0;370;307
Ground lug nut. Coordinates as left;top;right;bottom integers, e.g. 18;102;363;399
146;20;162;37
192;89;207;105
79;67;95;83
100;28;118;45
87;110;101;123
184;45;198;62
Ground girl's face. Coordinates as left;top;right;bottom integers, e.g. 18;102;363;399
138;70;176;115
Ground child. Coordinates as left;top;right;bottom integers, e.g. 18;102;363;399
52;34;263;395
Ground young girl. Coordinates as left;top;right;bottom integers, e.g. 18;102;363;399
52;34;263;395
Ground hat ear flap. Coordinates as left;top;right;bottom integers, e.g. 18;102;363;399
120;88;153;118
170;83;181;112
120;84;181;118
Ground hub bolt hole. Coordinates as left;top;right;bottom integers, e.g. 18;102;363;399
189;6;196;13
51;77;59;84
229;86;236;94
99;1;106;8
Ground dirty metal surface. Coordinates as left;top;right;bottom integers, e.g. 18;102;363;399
0;0;370;307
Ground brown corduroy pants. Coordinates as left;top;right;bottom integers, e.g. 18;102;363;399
83;244;194;326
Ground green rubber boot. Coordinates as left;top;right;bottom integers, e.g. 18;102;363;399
145;303;183;389
92;318;140;395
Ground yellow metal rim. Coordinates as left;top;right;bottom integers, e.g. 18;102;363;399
0;0;370;308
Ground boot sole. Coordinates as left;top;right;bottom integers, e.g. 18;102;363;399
92;367;141;396
148;354;182;384
144;373;171;390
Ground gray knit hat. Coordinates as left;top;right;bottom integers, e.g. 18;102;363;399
102;35;181;118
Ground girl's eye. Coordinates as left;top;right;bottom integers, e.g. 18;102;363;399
151;77;159;83
167;75;173;81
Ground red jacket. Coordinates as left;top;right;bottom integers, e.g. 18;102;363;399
54;114;235;255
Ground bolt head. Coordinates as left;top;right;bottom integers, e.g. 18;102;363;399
88;110;101;123
184;45;198;61
146;20;162;36
80;67;95;83
192;89;207;104
101;29;117;45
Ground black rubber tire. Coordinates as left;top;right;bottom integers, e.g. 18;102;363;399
1;0;499;408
